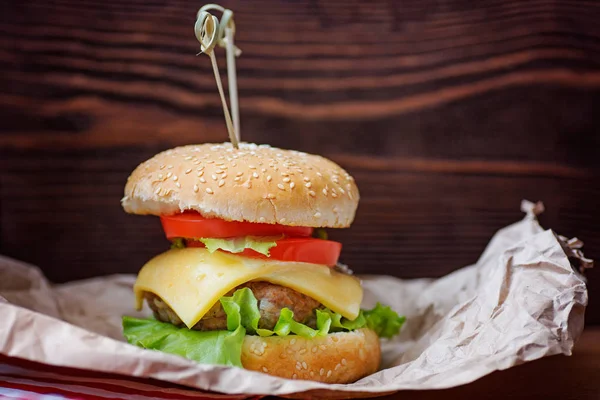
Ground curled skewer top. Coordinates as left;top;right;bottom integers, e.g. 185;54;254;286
194;4;242;148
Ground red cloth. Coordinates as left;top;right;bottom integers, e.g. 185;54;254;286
0;355;262;400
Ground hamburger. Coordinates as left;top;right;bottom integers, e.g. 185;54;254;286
121;142;404;383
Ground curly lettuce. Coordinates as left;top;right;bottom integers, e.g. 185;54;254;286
123;287;405;366
195;236;280;256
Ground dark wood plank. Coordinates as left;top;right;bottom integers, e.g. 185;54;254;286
0;0;599;328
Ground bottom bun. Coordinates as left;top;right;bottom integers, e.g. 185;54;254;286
241;328;380;384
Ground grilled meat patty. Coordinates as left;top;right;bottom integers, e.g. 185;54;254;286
145;281;323;331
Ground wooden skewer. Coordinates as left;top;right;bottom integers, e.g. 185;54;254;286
195;4;242;148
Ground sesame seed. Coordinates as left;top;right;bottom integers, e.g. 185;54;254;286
172;175;178;181
197;171;204;177
303;177;310;182
185;168;192;174
252;172;259;179
280;218;287;224
193;184;199;193
219;165;227;170
299;349;307;354
290;339;297;345
159;165;165;170
314;212;322;218
154;187;161;194
266;193;275;199
292;374;298;379
332;192;338;198
302;362;307;370
211;174;217;181
320;345;327;351
279;353;286;359
322;188;328;196
309;190;316;197
281;172;289;176
310;371;314;377
305;182;312;188
335;364;341;371
349;192;353;199
175;182;181;188
166;172;172;178
184;156;193;160
249;165;256;169
262;367;268;373
316;172;322;177
341;358;347;366
290;182;295;189
167;165;173;169
222;173;228;178
267;175;272;182
333;207;339;213
277;184;285;190
244;181;252;189
339;188;345;194
320;368;325;376
283;177;291;183
234;177;240;182
158;173;163;179
259;217;266;222
332;336;339;342
206;188;213;194
295;363;302;371
287;348;294;354
193;160;200;165
216;170;225;175
216;161;224;165
327;370;332;378
218;179;225;187
261;168;267;172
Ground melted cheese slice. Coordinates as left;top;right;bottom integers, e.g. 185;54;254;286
134;248;363;328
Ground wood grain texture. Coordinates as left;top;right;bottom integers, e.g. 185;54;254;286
0;0;599;325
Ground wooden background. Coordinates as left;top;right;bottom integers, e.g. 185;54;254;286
1;0;599;325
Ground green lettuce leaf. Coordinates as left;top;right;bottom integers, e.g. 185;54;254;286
123;290;405;367
363;303;406;338
122;316;245;367
197;236;280;256
220;287;261;334
256;308;331;338
170;238;186;249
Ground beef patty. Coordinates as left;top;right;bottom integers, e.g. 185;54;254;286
145;281;323;331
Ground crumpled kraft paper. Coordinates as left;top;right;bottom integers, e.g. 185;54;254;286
0;201;592;398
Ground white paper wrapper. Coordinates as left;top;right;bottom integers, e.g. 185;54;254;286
0;201;591;398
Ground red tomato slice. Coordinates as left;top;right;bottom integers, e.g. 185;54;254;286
186;237;341;266
161;212;313;239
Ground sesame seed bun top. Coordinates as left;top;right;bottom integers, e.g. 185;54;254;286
121;143;360;228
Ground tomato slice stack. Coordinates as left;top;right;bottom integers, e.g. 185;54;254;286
160;212;341;266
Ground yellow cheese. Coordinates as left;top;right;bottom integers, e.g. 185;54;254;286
134;248;362;328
